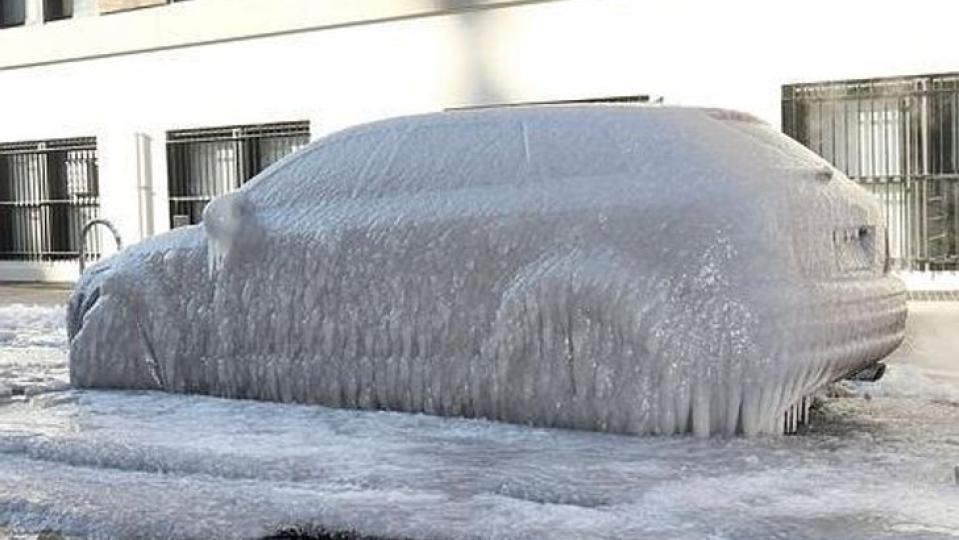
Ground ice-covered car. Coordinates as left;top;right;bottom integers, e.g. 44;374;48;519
67;106;907;436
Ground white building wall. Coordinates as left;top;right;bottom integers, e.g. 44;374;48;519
1;0;958;281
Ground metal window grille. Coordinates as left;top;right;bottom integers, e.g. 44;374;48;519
166;120;310;227
783;74;959;271
0;137;101;262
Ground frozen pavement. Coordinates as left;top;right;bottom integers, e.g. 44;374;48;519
0;282;72;307
0;299;957;539
886;300;959;389
0;302;69;400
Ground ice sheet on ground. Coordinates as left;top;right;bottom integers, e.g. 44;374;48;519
884;300;959;389
0;305;69;401
0;304;65;348
2;305;958;539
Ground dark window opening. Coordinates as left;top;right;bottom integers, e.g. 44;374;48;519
0;137;101;262
44;0;72;21
0;0;26;28
166;121;310;227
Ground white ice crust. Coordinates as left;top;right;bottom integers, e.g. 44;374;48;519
67;106;907;436
9;305;957;539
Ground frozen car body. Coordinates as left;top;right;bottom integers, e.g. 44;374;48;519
67;106;907;436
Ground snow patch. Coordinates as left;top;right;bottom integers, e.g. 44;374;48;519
0;305;66;349
847;364;959;402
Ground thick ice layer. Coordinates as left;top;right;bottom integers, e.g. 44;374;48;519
7;305;958;539
68;106;907;435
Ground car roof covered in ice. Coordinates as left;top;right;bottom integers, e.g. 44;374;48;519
243;105;830;203
330;104;765;135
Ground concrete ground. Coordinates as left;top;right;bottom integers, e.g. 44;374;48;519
0;282;73;306
885;300;959;389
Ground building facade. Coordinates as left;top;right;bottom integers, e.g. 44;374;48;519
1;0;957;281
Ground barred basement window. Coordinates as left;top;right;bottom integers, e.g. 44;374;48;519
0;137;101;262
166;121;310;227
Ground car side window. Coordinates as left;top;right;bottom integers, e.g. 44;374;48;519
368;120;528;196
244;129;395;207
529;121;630;180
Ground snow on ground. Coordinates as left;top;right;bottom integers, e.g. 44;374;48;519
884;301;959;389
0;305;69;401
0;303;958;539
